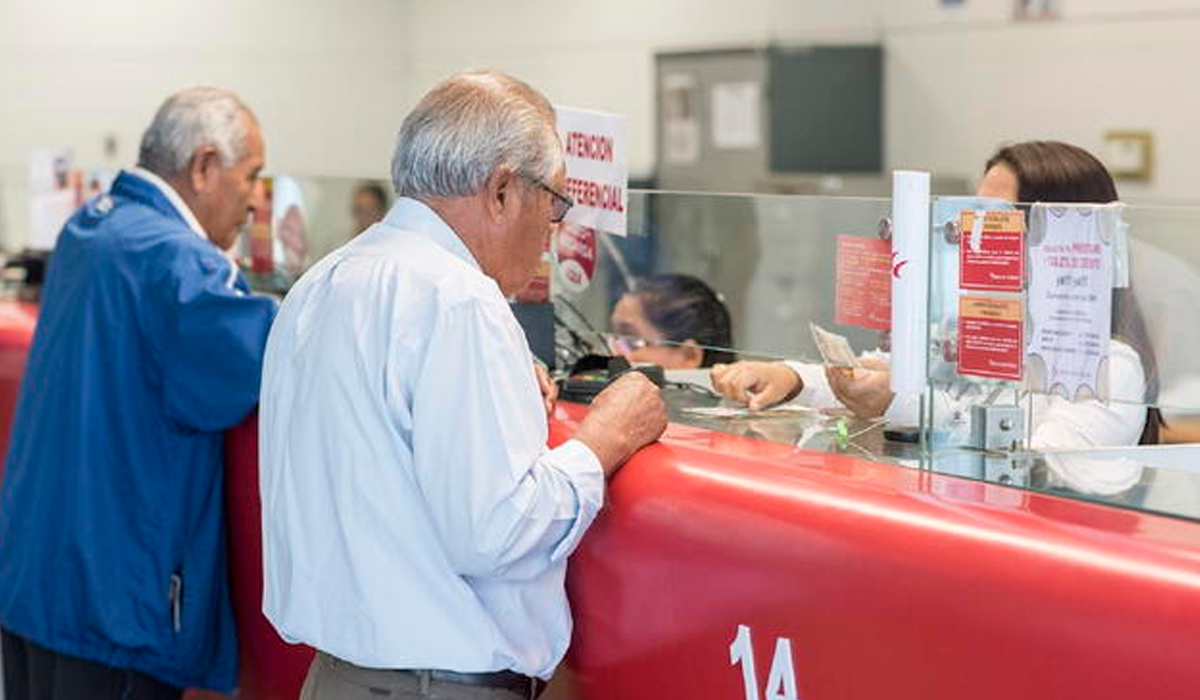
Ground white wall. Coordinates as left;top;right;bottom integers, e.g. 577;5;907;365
882;0;1200;203
404;0;881;179
0;0;413;248
400;0;1200;202
5;0;1200;251
0;0;411;175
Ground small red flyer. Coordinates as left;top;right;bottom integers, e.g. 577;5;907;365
554;223;597;294
835;235;892;331
957;295;1024;381
959;209;1025;292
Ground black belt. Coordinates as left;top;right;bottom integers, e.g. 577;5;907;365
407;668;544;698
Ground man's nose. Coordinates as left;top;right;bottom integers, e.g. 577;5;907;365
248;180;268;213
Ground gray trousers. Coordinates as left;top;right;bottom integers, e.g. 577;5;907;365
300;652;536;700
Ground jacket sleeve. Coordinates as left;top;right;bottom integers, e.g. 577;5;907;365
156;246;278;432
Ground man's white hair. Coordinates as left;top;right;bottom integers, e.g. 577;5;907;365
137;86;254;177
391;70;562;199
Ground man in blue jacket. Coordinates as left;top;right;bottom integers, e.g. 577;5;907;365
0;87;277;699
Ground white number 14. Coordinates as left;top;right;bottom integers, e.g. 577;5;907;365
729;624;799;700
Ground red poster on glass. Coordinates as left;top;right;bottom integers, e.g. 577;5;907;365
249;177;274;274
957;295;1024;381
959;210;1025;292
554;223;597;294
835;235;892;331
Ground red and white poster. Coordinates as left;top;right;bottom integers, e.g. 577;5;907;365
957;295;1024;381
515;243;552;303
247;178;274;274
959;209;1025;292
555;106;627;237
28;148;82;251
554;224;597;293
835;235;892;331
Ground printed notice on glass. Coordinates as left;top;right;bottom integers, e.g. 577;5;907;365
835;235;892;331
554;224;596;294
1026;205;1117;401
959;209;1025;292
556;106;628;236
957;296;1024;381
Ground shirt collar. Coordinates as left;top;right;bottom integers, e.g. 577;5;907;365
382;197;482;272
128;167;208;241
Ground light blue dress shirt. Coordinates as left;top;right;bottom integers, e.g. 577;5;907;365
259;198;604;678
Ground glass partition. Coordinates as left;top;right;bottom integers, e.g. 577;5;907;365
3;166;1198;521
553;190;892;364
551;189;912;463
233;175;390;295
926;196;1200;522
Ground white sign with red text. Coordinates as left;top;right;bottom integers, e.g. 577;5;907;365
555;105;628;237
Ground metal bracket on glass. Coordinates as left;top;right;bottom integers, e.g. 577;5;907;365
968;404;1031;488
968;404;1023;452
983;453;1032;488
943;220;960;245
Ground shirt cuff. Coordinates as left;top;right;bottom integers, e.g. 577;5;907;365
544;439;605;562
785;360;828;406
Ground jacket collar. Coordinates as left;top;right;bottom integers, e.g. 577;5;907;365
111;170;207;240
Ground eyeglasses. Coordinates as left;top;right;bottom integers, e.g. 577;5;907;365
600;332;663;355
523;175;574;223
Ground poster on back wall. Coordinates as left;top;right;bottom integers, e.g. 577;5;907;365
28;148;81;251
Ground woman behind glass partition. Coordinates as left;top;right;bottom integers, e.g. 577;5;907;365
712;140;1160;451
605;273;735;370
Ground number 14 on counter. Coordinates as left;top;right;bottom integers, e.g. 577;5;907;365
729;624;800;700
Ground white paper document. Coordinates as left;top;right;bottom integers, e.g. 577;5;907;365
1026;204;1118;401
662;73;701;165
681;404;819;419
710;81;760;150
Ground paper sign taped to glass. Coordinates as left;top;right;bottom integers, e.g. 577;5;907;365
1025;203;1119;401
555;105;628;237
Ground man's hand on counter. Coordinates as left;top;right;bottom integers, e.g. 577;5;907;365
574;372;667;477
710;361;803;410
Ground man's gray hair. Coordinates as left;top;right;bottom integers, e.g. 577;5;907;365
137;86;254;177
392;70;562;199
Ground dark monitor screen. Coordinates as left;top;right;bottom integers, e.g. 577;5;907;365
769;46;883;173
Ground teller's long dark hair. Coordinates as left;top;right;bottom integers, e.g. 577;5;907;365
986;140;1161;444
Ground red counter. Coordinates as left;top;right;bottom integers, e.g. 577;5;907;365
551;402;1200;699
2;301;1200;699
0;302;37;483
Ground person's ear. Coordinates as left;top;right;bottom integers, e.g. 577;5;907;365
677;339;705;369
482;166;520;224
187;146;221;195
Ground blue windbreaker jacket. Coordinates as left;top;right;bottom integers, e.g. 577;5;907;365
0;171;277;691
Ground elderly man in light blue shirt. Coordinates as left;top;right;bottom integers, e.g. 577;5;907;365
259;70;667;700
